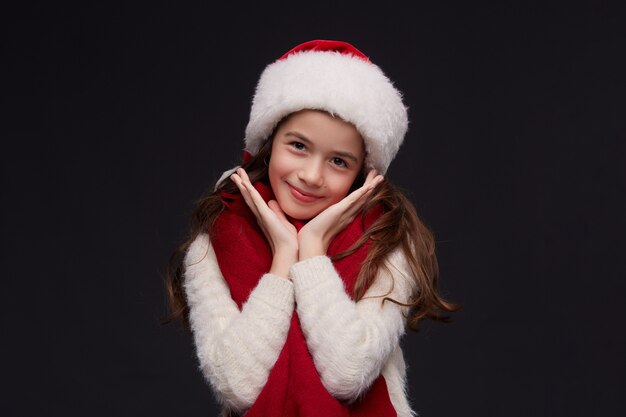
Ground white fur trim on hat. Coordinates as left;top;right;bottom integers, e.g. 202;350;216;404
244;50;408;174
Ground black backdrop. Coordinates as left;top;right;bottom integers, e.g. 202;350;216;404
3;2;625;416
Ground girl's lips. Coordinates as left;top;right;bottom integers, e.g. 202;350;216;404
288;184;322;203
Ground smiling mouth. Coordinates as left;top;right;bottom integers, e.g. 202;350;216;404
288;184;322;203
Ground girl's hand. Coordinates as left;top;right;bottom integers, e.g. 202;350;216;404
231;168;298;278
298;170;384;260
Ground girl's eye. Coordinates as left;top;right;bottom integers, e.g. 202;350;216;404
291;141;306;151
332;157;347;168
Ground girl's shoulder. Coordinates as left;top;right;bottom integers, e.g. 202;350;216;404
364;246;418;304
183;233;213;269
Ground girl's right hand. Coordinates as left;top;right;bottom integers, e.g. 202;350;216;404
230;168;298;278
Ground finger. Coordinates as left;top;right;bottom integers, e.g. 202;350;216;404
236;169;275;218
230;173;249;204
231;173;262;219
238;167;258;192
364;169;377;185
236;168;261;201
364;170;384;189
234;169;267;211
231;173;254;208
268;200;286;219
369;174;384;190
347;174;380;203
233;173;280;250
268;200;294;230
337;175;383;216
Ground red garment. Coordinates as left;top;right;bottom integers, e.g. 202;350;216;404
212;180;397;417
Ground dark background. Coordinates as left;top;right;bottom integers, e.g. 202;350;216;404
3;1;625;416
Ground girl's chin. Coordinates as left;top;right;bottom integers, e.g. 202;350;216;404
280;204;324;222
284;210;318;222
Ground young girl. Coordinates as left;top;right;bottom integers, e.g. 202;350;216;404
165;39;458;417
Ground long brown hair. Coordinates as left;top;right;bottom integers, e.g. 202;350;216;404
163;132;459;332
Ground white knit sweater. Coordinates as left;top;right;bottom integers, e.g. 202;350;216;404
184;233;417;416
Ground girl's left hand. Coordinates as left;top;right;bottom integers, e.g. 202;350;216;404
298;169;384;260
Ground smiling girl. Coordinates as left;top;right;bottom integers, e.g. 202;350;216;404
165;40;458;417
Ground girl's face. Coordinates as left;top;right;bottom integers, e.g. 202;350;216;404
268;110;365;220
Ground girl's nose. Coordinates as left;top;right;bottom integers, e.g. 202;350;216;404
297;159;324;187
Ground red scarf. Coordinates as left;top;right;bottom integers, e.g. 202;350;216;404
212;180;396;417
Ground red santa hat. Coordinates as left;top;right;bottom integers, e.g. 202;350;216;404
243;39;409;175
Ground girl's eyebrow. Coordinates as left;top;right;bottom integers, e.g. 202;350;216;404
285;131;360;163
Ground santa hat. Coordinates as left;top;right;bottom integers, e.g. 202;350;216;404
216;40;408;186
244;39;409;175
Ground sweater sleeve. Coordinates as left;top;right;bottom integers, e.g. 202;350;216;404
183;233;295;414
289;247;415;402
